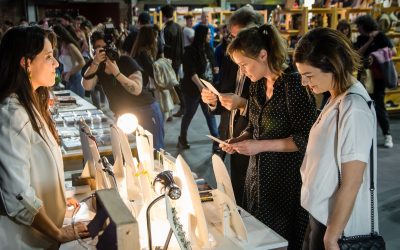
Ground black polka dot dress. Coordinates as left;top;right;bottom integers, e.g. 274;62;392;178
243;72;317;250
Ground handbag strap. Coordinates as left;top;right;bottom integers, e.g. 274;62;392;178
336;92;375;236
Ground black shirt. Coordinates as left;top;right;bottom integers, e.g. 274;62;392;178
163;20;184;71
133;51;154;88
181;44;216;98
354;31;393;57
94;55;154;116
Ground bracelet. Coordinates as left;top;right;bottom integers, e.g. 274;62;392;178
92;61;99;66
114;72;121;78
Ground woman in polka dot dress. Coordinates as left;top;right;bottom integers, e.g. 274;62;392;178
221;24;317;249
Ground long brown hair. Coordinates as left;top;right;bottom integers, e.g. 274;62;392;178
131;25;157;60
0;26;59;143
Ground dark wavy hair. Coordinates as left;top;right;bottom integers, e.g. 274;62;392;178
227;24;287;76
0;26;59;143
293;27;361;95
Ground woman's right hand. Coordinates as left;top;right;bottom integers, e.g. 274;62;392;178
56;222;89;243
201;88;218;106
220;136;246;154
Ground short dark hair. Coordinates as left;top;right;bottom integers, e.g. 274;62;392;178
90;30;105;47
138;11;150;25
229;6;261;29
184;13;193;20
294;27;361;95
61;13;73;23
355;15;379;33
161;5;174;19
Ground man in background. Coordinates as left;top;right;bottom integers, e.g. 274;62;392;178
183;13;195;47
161;4;185;117
201;6;261;207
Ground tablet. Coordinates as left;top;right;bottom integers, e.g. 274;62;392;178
206;135;229;146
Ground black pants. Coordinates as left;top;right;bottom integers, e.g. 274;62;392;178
173;66;185;112
372;78;391;135
302;215;327;250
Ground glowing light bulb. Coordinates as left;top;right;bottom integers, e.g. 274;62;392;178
117;113;138;134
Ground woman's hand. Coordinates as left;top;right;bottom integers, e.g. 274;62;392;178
219;136;246;154
219;93;245;111
56;222;89;243
201;88;218;106
231;139;262;156
323;231;340;250
66;197;80;209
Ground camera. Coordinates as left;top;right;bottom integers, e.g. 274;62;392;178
102;23;119;61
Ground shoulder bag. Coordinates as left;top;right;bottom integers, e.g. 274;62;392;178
335;93;386;250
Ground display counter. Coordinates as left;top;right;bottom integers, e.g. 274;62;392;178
60;190;287;250
53;90;135;170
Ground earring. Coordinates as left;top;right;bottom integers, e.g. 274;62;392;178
28;71;32;82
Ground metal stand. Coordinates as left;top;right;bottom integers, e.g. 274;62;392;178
147;195;171;250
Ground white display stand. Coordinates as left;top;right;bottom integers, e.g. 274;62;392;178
78;120;113;190
62;128;288;250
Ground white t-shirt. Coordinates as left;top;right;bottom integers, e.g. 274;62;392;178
301;81;378;236
183;26;195;47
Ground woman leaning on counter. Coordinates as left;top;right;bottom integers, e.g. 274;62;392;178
0;26;88;249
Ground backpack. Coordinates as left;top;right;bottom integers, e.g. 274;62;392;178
152;58;179;90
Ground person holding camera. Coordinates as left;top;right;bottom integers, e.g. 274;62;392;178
82;30;164;150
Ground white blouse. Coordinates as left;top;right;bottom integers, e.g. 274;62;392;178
300;81;379;236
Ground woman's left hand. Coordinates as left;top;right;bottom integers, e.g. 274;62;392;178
231;139;261;156
323;232;340;250
219;93;244;111
66;198;80;209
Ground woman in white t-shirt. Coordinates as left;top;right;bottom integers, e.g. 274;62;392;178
294;28;378;250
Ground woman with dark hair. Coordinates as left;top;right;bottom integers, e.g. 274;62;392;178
178;25;219;150
294;27;378;250
132;25;173;122
0;26;88;248
53;24;85;97
354;14;396;148
131;25;158;89
337;19;352;39
221;24;317;249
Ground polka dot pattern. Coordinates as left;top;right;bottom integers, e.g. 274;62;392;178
243;72;317;249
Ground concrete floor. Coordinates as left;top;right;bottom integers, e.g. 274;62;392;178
163;106;400;249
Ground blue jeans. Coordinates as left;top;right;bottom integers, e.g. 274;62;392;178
180;94;219;138
66;71;85;98
132;102;165;150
